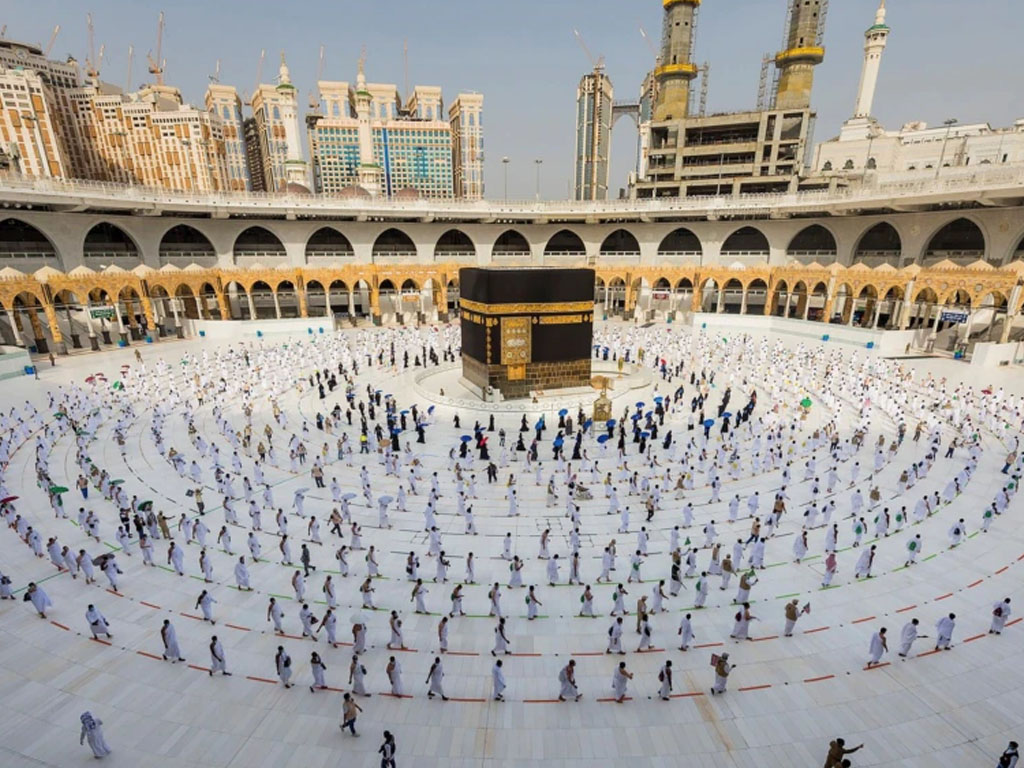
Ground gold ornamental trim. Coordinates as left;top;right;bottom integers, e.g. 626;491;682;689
536;314;589;325
500;316;532;366
459;298;593;315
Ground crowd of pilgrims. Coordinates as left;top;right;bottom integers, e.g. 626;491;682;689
1;322;1021;704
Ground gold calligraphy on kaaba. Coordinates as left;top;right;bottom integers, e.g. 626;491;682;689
500;316;532;366
459;298;593;316
536;314;591;325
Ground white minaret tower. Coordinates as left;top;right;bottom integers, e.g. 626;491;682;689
353;55;382;196
276;53;309;188
853;0;890;119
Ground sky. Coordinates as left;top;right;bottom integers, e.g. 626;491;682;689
3;0;1022;199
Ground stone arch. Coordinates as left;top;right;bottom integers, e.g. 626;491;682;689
306;227;354;260
491;229;531;259
786;280;809;319
721;226;770;259
1011;230;1024;265
854;221;902;267
787;225;838;264
600;229;641;256
83;222;140;266
769;279;789;316
744;278;769;315
222;279;250;320
658;228;702;257
434;229;476;260
159;224;216;266
878;284;904;329
0;217;61;268
247;280;274;320
275;280;299;318
921;217;986;266
544;229;586;257
594;275;606;304
234;226;286;262
373;228;417;260
607;276;627;312
721;278;744;314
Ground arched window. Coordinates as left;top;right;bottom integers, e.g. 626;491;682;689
822;161;833;171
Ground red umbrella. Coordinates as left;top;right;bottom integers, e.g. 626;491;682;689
0;496;18;504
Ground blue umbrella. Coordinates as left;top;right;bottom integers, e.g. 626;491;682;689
582;419;593;430
703;418;715;428
631;414;641;421
597;434;610;444
391;428;401;436
375;389;382;394
722;412;733;419
535;420;544;430
400;410;409;415
654;396;663;404
558;408;568;417
635;401;645;408
641;431;650;438
645;411;653;419
554;436;564;448
606;419;616;428
460;435;472;442
427;405;435;414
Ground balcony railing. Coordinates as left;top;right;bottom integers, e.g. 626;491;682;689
0;164;1022;219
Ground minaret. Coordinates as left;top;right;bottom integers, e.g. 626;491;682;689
774;0;826;110
276;53;308;188
853;0;890;118
652;0;700;122
353;55;382;195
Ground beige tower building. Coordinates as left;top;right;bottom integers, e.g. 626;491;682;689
574;66;614;200
250;55;308;191
449;93;484;200
0;67;67;177
205;83;251;190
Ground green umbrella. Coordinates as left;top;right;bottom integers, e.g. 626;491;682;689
111;479;125;486
138;500;153;511
112;381;123;390
800;397;812;408
53;411;66;419
49;485;69;494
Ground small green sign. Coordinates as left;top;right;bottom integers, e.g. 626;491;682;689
89;307;116;320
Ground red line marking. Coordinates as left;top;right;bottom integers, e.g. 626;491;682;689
995;566;1009;575
694;642;724;648
105;589;123;597
180;612;203;621
738;684;772;692
803;626;829;634
804;675;834;683
444;651;479;656
136;651;162;660
188;664;211;672
636;647;666;653
1017;554;1024;561
851;616;875;624
895;605;917;613
571;652;605;657
89;637;111;646
935;593;953;601
140;601;161;609
1006;618;1022;627
670;691;705;698
963;633;985;643
392;647;419;654
967;580;984;589
225;623;251;631
278;633;305;640
510;652;542;657
379;693;414;699
449;697;487;702
323;686;346;693
50;621;70;631
750;635;778;642
597;696;634;702
916;649;941;658
863;663;890;671
245;676;278;684
523;699;560;703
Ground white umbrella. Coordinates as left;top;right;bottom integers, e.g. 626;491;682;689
342;492;357;501
350;611;367;625
378;495;394;505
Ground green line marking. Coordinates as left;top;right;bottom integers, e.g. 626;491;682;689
269;593;293;600
968;531;980;539
922;554;938;562
775;592;801;599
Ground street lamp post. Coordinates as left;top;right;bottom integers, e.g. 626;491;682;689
935;118;958;179
502;156;510;201
534;159;543;201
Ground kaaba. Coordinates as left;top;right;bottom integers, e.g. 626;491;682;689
460;267;594;399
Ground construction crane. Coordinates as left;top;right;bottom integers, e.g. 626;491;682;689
125;44;134;92
245;48;266;106
816;0;830;46
146;10;165;86
209;58;221;84
573;29;604;71
45;25;60;56
308;44;324;111
639;25;658;59
85;14;100;83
